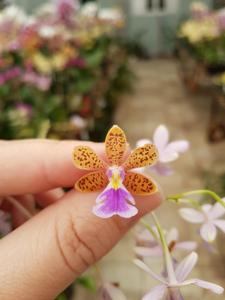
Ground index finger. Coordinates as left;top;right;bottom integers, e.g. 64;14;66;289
0;139;104;196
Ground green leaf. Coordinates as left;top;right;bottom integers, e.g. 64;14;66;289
76;275;97;292
55;293;67;300
84;48;105;68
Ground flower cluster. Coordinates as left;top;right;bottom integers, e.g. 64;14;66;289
178;3;225;66
0;2;131;140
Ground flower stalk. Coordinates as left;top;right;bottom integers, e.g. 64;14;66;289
151;212;177;284
168;189;225;208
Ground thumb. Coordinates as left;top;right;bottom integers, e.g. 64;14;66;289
0;189;161;300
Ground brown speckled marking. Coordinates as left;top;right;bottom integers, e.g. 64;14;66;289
105;125;127;165
123;144;158;170
75;171;108;192
72;146;106;170
123;171;157;195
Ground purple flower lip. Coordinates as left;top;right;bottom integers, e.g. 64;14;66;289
93;186;137;218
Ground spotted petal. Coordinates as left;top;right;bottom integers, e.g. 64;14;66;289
72;146;106;170
105;125;127;166
123;144;158;170
123;172;157;195
75;171;108;192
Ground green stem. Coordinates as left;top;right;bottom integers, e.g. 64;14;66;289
168;189;225;208
38;119;50;138
6;196;33;219
93;263;103;284
140;219;159;241
151;212;176;284
168;197;201;209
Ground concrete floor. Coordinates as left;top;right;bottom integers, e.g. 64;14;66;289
75;59;225;300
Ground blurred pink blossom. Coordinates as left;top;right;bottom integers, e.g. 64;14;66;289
136;125;189;176
55;0;79;25
22;70;51;91
135;252;224;300
179;198;225;243
135;227;197;258
0;67;22;85
15;103;33;118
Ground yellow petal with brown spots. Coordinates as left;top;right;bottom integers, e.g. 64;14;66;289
72;146;107;170
105;125;127;165
75;171;108;192
123;172;157;195
123;144;158;170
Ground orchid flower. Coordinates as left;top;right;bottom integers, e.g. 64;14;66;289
179;199;225;242
0;210;12;237
100;282;127;300
72;125;158;218
137;125;189;176
135;252;224;300
135;227;197;258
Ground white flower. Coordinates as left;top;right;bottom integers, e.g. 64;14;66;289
70;115;87;130
39;26;57;38
137;125;189;176
81;2;98;17
135;227;197;258
135;252;224;300
179;199;225;242
0;5;26;25
98;8;123;22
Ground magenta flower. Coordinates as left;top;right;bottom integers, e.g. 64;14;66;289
135;252;224;300
137;125;189;176
55;0;79;25
135;227;197;258
0;67;22;86
179;199;225;243
100;282;127;300
0;210;12;237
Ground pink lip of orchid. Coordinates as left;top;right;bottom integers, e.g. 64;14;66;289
72;125;159;219
179;198;225;243
136;125;189;176
134;252;224;300
135;227;197;258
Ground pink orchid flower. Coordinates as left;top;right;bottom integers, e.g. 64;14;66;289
135;227;197;258
135;252;224;300
137;125;189;176
100;283;127;300
179;199;225;243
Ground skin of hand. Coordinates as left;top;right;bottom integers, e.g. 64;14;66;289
0;139;162;300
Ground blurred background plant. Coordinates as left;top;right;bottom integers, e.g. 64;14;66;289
0;0;134;141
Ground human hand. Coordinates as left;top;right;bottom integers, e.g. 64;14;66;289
0;139;161;300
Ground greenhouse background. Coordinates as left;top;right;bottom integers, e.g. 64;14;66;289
0;0;224;300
